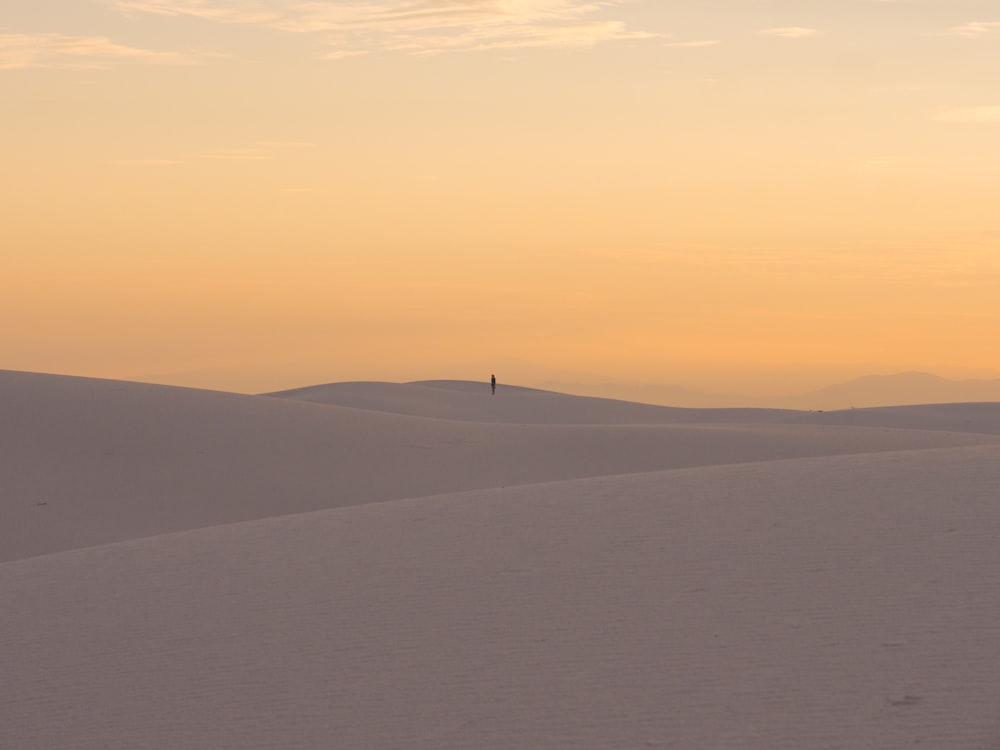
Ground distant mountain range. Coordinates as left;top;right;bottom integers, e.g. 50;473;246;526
545;372;1000;411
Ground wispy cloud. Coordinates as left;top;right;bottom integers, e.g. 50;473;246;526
664;39;720;48
255;140;316;149
948;21;1000;38
321;50;369;60
384;19;651;55
0;32;201;69
118;140;316;166
118;159;183;165
759;27;821;39
194;141;320;160
196;147;273;160
934;106;1000;123
107;0;655;55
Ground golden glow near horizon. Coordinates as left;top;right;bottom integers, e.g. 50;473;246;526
3;0;1000;394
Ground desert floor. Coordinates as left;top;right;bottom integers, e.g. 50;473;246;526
3;370;1000;748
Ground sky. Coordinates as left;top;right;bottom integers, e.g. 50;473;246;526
3;0;1000;395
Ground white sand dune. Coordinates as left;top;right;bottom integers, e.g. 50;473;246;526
3;370;1000;748
785;401;1000;435
271;379;1000;434
267;379;794;424
4;370;997;561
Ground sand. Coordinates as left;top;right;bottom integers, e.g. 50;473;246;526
3;370;1000;748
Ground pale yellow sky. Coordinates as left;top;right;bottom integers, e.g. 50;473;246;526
3;0;999;394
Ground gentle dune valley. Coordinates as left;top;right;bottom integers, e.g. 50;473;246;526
4;370;1000;748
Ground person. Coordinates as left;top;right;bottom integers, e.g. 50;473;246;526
491;374;496;395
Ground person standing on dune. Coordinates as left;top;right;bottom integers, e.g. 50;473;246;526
491;374;496;395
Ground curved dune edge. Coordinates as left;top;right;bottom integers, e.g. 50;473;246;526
5;370;1000;561
267;379;1000;433
264;378;795;424
4;445;1000;749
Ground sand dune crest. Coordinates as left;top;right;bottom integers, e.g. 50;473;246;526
5;370;999;560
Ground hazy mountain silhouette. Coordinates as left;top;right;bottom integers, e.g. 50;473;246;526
547;372;1000;410
782;371;1000;410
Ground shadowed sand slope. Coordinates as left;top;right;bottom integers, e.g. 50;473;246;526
4;445;1000;749
784;402;1000;435
4;370;1000;561
265;379;794;423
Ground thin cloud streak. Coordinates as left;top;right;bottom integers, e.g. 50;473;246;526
107;0;655;55
255;141;317;148
759;27;821;39
0;32;200;69
948;21;1000;38
119;141;316;166
118;159;183;165
321;50;369;60
386;20;652;55
664;39;720;48
195;148;273;160
934;106;1000;123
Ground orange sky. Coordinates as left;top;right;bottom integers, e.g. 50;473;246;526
3;0;999;394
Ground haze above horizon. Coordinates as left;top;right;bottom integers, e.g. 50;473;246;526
4;0;999;390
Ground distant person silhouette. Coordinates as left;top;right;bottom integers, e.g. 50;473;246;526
491;374;496;395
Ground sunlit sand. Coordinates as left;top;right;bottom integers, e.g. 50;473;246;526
3;370;1000;748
